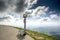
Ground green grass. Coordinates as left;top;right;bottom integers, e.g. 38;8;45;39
14;27;60;40
26;30;60;40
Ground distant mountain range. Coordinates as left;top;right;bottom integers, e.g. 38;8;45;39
28;26;60;39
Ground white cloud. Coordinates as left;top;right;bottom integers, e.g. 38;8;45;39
50;14;59;19
25;0;37;9
0;0;60;28
26;6;49;19
0;15;60;28
26;17;60;28
0;0;37;19
39;17;51;22
0;11;8;17
0;0;37;27
0;15;24;27
26;20;59;28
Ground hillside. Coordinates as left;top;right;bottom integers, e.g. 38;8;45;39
15;27;60;40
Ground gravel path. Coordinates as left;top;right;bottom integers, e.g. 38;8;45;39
0;25;34;40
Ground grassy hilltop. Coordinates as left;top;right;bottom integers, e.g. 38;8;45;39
15;27;60;40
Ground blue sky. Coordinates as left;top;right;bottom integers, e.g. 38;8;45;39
31;0;60;15
0;0;60;28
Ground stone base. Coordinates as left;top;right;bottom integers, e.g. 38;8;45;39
19;30;26;36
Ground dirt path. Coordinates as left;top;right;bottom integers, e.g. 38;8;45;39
0;25;34;40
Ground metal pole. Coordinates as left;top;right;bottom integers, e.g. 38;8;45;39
24;17;26;33
23;14;27;35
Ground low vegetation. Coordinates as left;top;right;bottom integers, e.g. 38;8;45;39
14;27;60;40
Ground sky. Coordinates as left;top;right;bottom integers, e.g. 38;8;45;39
0;0;60;28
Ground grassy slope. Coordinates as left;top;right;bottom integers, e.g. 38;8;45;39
14;27;60;40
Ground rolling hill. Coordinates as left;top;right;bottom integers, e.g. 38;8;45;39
15;27;60;40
